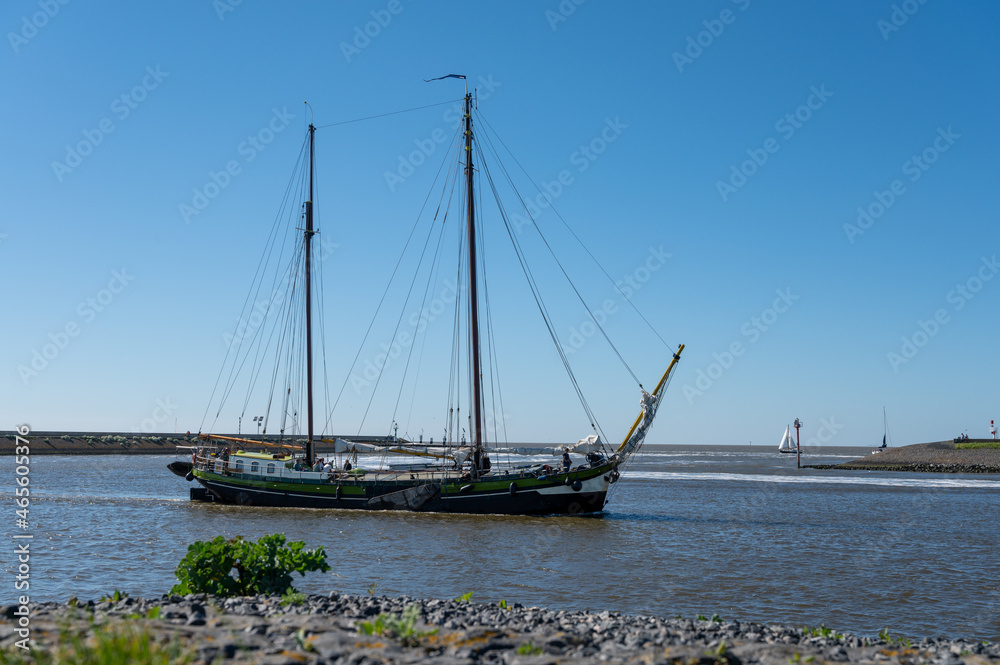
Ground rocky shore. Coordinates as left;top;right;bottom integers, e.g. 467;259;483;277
806;441;1000;474
3;593;997;664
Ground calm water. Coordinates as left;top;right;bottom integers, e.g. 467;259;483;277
2;445;998;640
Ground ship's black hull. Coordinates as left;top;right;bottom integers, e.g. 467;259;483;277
191;465;613;516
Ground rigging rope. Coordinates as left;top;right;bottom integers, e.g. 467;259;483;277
475;110;676;353
478;153;607;443
475;112;643;389
314;98;464;129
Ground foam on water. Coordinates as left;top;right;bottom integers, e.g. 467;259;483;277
629;470;1000;490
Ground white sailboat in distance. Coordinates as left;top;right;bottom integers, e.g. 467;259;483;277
778;425;798;454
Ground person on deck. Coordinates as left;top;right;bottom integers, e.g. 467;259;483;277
343;459;353;472
562;448;572;472
313;458;324;472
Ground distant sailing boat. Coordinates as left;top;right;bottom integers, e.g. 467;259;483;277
777;425;797;454
169;82;684;515
872;407;892;454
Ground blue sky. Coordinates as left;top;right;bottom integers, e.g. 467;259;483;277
2;0;998;446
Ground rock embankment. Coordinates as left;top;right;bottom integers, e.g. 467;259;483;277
3;594;998;664
806;441;1000;474
0;431;196;455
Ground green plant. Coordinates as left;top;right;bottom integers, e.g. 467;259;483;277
366;582;378;597
281;587;306;607
517;642;544;655
170;533;330;597
710;613;723;623
455;591;473;603
100;589;128;602
357;604;437;647
696;614;708;621
705;640;729;663
0;621;194;665
294;627;315;652
281;588;307;607
877;628;910;647
498;599;509;610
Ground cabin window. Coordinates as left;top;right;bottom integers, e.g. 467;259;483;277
266;463;276;474
250;461;259;474
235;459;244;473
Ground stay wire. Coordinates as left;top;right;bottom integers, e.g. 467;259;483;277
479;154;606;442
201;137;309;432
475;110;676;353
475;113;643;389
323;122;464;432
355;125;465;435
314;98;464;129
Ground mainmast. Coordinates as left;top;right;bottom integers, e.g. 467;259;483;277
304;123;316;466
464;92;485;471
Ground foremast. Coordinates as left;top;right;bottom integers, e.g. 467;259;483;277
304;123;316;467
464;91;485;476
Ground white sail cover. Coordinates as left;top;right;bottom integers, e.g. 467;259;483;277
569;434;603;454
332;438;382;454
618;390;659;458
449;447;473;466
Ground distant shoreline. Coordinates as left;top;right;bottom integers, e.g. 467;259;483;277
806;440;1000;474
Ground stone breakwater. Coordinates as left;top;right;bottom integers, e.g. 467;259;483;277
2;594;998;664
806;441;1000;474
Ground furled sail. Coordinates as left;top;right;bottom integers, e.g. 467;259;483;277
569;434;603;454
616;390;659;459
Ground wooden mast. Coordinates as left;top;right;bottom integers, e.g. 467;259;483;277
304;123;316;466
464;91;484;473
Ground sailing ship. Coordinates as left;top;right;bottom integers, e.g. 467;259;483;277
170;83;684;515
872;407;892;454
777;425;797;454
